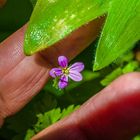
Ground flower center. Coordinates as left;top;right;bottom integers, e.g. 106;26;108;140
62;68;69;75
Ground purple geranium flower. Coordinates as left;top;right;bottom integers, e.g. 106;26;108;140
49;56;84;89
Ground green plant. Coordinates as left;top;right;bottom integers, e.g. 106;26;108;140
0;0;139;140
24;0;140;70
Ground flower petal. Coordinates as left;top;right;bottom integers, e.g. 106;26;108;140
49;68;62;78
58;56;68;68
69;62;84;72
69;71;83;81
58;75;68;89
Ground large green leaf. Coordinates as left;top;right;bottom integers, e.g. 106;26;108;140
24;0;108;55
24;0;140;69
94;0;140;70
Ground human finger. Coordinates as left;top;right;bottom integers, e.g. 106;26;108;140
33;72;140;140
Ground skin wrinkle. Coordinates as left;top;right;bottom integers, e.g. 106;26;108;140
3;69;49;117
0;55;50;117
0;57;35;97
0;26;25;79
0;56;25;82
7;68;46;101
0;58;49;119
5;70;50;117
18;70;49;98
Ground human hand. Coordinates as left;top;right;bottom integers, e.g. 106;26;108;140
32;72;140;140
0;18;103;126
0;16;140;140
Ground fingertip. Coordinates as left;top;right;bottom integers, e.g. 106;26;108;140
32;72;140;140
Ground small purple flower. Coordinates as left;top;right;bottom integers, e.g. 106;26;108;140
49;56;84;89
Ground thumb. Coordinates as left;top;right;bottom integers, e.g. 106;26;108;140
32;72;140;140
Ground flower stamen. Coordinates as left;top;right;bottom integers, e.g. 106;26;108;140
62;68;69;75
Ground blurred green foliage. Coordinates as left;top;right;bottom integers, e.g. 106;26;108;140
134;135;140;140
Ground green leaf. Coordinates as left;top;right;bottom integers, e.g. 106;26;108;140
133;135;140;140
122;61;139;73
101;60;139;86
25;105;79;139
33;105;79;133
34;108;61;133
94;0;140;70
24;0;109;55
24;129;35;140
61;105;80;118
48;108;62;124
114;51;134;65
101;67;122;86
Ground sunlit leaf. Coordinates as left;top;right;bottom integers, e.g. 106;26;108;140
94;0;140;70
24;0;108;55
